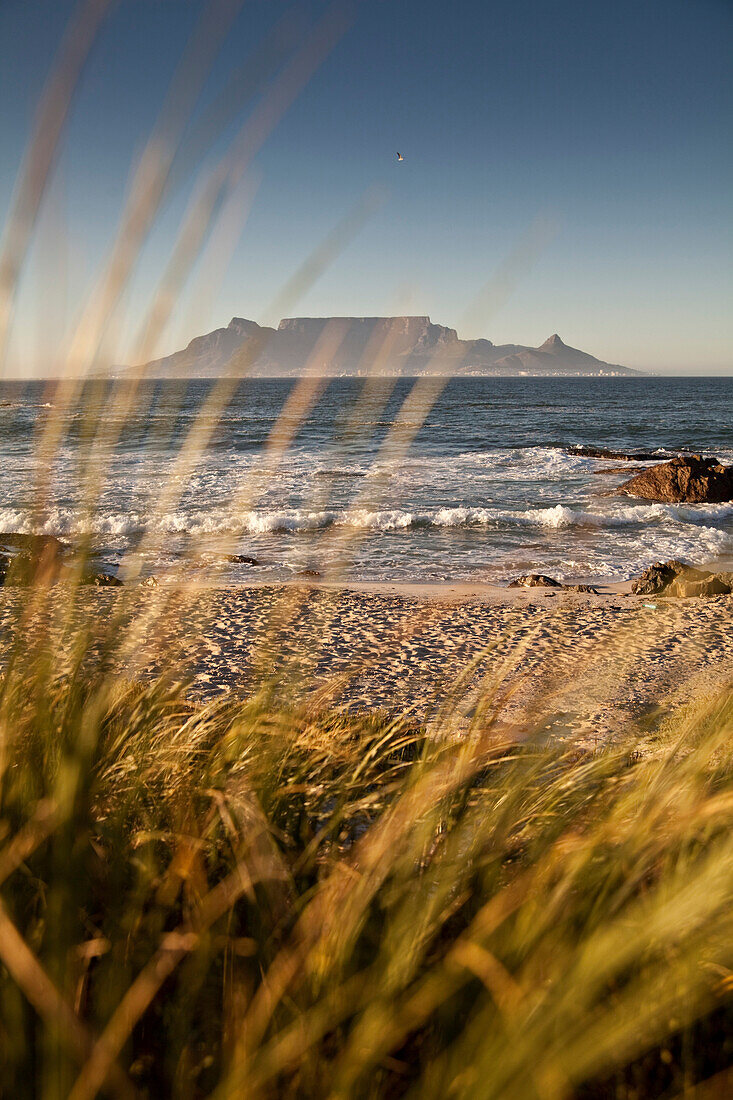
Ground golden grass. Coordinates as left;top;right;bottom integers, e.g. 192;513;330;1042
0;606;731;1098
1;6;731;1096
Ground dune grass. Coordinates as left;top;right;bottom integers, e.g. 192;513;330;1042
0;8;731;1096
0;597;731;1100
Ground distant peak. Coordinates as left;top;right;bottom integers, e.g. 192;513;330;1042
540;333;565;349
228;317;260;333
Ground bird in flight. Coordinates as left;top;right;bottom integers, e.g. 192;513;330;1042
396;152;403;161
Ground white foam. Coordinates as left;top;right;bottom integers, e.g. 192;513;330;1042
2;498;732;542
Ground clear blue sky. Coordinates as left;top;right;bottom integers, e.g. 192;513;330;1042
1;0;731;374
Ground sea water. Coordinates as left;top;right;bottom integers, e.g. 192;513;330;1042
1;375;731;583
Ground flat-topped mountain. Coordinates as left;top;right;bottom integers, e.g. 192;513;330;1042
135;316;641;378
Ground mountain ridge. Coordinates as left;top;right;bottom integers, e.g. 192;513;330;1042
134;316;642;378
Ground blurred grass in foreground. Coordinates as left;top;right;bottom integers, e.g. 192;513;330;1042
1;5;732;1097
0;599;731;1100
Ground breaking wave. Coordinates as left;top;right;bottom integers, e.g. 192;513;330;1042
2;500;733;540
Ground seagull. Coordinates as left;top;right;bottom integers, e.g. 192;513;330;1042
396;152;403;161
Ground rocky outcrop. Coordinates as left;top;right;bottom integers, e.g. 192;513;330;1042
631;560;732;598
507;574;598;593
593;465;650;476
0;533;122;586
0;534;69;585
508;574;563;588
668;574;731;598
631;560;686;594
568;446;664;462
620;455;733;503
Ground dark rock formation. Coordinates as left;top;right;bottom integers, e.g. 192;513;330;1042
0;533;69;557
508;575;598;593
223;554;261;565
508;574;563;588
620;455;733;503
0;533;123;587
631;560;732;598
568;446;665;462
0;533;69;585
631;560;688;594
593;465;651;476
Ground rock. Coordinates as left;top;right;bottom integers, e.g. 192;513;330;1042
631;559;732;598
667;574;731;598
297;568;321;578
565;584;598;593
84;570;122;587
508;574;563;588
620;455;733;503
568;446;666;462
223;554;261;565
0;535;126;588
631;560;689;595
0;533;69;557
140;575;158;587
592;465;651;476
0;533;70;585
2;550;56;585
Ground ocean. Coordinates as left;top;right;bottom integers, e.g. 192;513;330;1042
1;375;732;584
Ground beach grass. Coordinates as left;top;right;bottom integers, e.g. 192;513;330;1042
0;598;731;1099
1;7;731;1096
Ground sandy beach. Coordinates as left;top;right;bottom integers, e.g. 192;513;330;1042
3;580;731;743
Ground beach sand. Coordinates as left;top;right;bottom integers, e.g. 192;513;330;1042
2;580;731;744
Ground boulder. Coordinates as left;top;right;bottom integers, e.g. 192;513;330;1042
565;583;598;593
631;560;690;595
508;574;563;588
632;559;731;598
620;455;733;503
667;574;731;598
224;554;261;565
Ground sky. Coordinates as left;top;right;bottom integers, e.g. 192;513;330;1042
0;0;731;375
